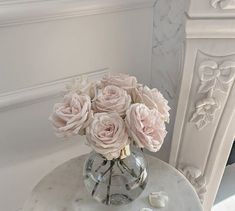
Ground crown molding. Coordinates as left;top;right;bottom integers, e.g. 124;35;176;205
0;69;109;111
0;0;155;27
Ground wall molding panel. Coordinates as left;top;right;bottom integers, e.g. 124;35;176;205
0;0;155;27
0;69;108;112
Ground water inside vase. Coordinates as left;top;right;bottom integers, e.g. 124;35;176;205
83;150;148;206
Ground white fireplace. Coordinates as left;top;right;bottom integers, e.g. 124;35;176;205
169;1;235;210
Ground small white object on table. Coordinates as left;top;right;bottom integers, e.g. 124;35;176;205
23;154;203;211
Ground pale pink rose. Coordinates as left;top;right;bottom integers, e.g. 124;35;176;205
49;92;92;137
125;103;167;152
101;73;138;91
132;86;170;123
66;77;98;100
93;85;131;117
86;112;129;160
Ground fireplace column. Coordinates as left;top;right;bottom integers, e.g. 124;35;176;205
169;1;235;210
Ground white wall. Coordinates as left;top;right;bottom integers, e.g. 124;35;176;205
0;0;190;166
0;0;191;208
0;3;153;168
0;1;154;210
151;0;189;161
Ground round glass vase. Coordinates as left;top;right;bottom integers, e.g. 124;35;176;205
83;148;148;206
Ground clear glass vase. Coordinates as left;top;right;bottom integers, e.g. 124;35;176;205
83;147;148;206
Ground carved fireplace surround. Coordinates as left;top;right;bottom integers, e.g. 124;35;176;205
169;0;235;211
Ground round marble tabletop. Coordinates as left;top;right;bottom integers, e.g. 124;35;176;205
23;154;203;211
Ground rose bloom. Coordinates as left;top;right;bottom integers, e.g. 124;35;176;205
86;112;129;160
49;92;92;137
93;85;131;117
125;103;167;152
132;86;170;123
66;78;98;101
101;73;138;91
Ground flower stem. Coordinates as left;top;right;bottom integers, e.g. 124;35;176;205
94;159;107;172
91;160;115;197
117;160;124;174
106;160;114;205
119;160;138;178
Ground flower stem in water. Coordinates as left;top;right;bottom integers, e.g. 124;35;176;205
106;160;114;205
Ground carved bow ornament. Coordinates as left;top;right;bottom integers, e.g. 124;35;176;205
198;60;235;94
190;60;235;130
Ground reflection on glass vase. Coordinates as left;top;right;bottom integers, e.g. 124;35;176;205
83;147;148;206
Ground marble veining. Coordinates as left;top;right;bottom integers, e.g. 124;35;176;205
151;0;188;161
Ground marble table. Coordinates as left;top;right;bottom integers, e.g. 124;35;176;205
23;154;203;211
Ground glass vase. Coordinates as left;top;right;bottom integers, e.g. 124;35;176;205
83;147;148;206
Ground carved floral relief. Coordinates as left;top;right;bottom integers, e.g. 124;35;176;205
178;165;207;203
190;60;235;130
190;97;220;129
211;0;235;9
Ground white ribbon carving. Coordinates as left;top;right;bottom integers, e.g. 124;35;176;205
198;60;235;94
211;0;235;9
190;60;235;130
178;165;207;203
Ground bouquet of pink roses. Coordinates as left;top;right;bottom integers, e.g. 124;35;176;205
49;73;170;160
